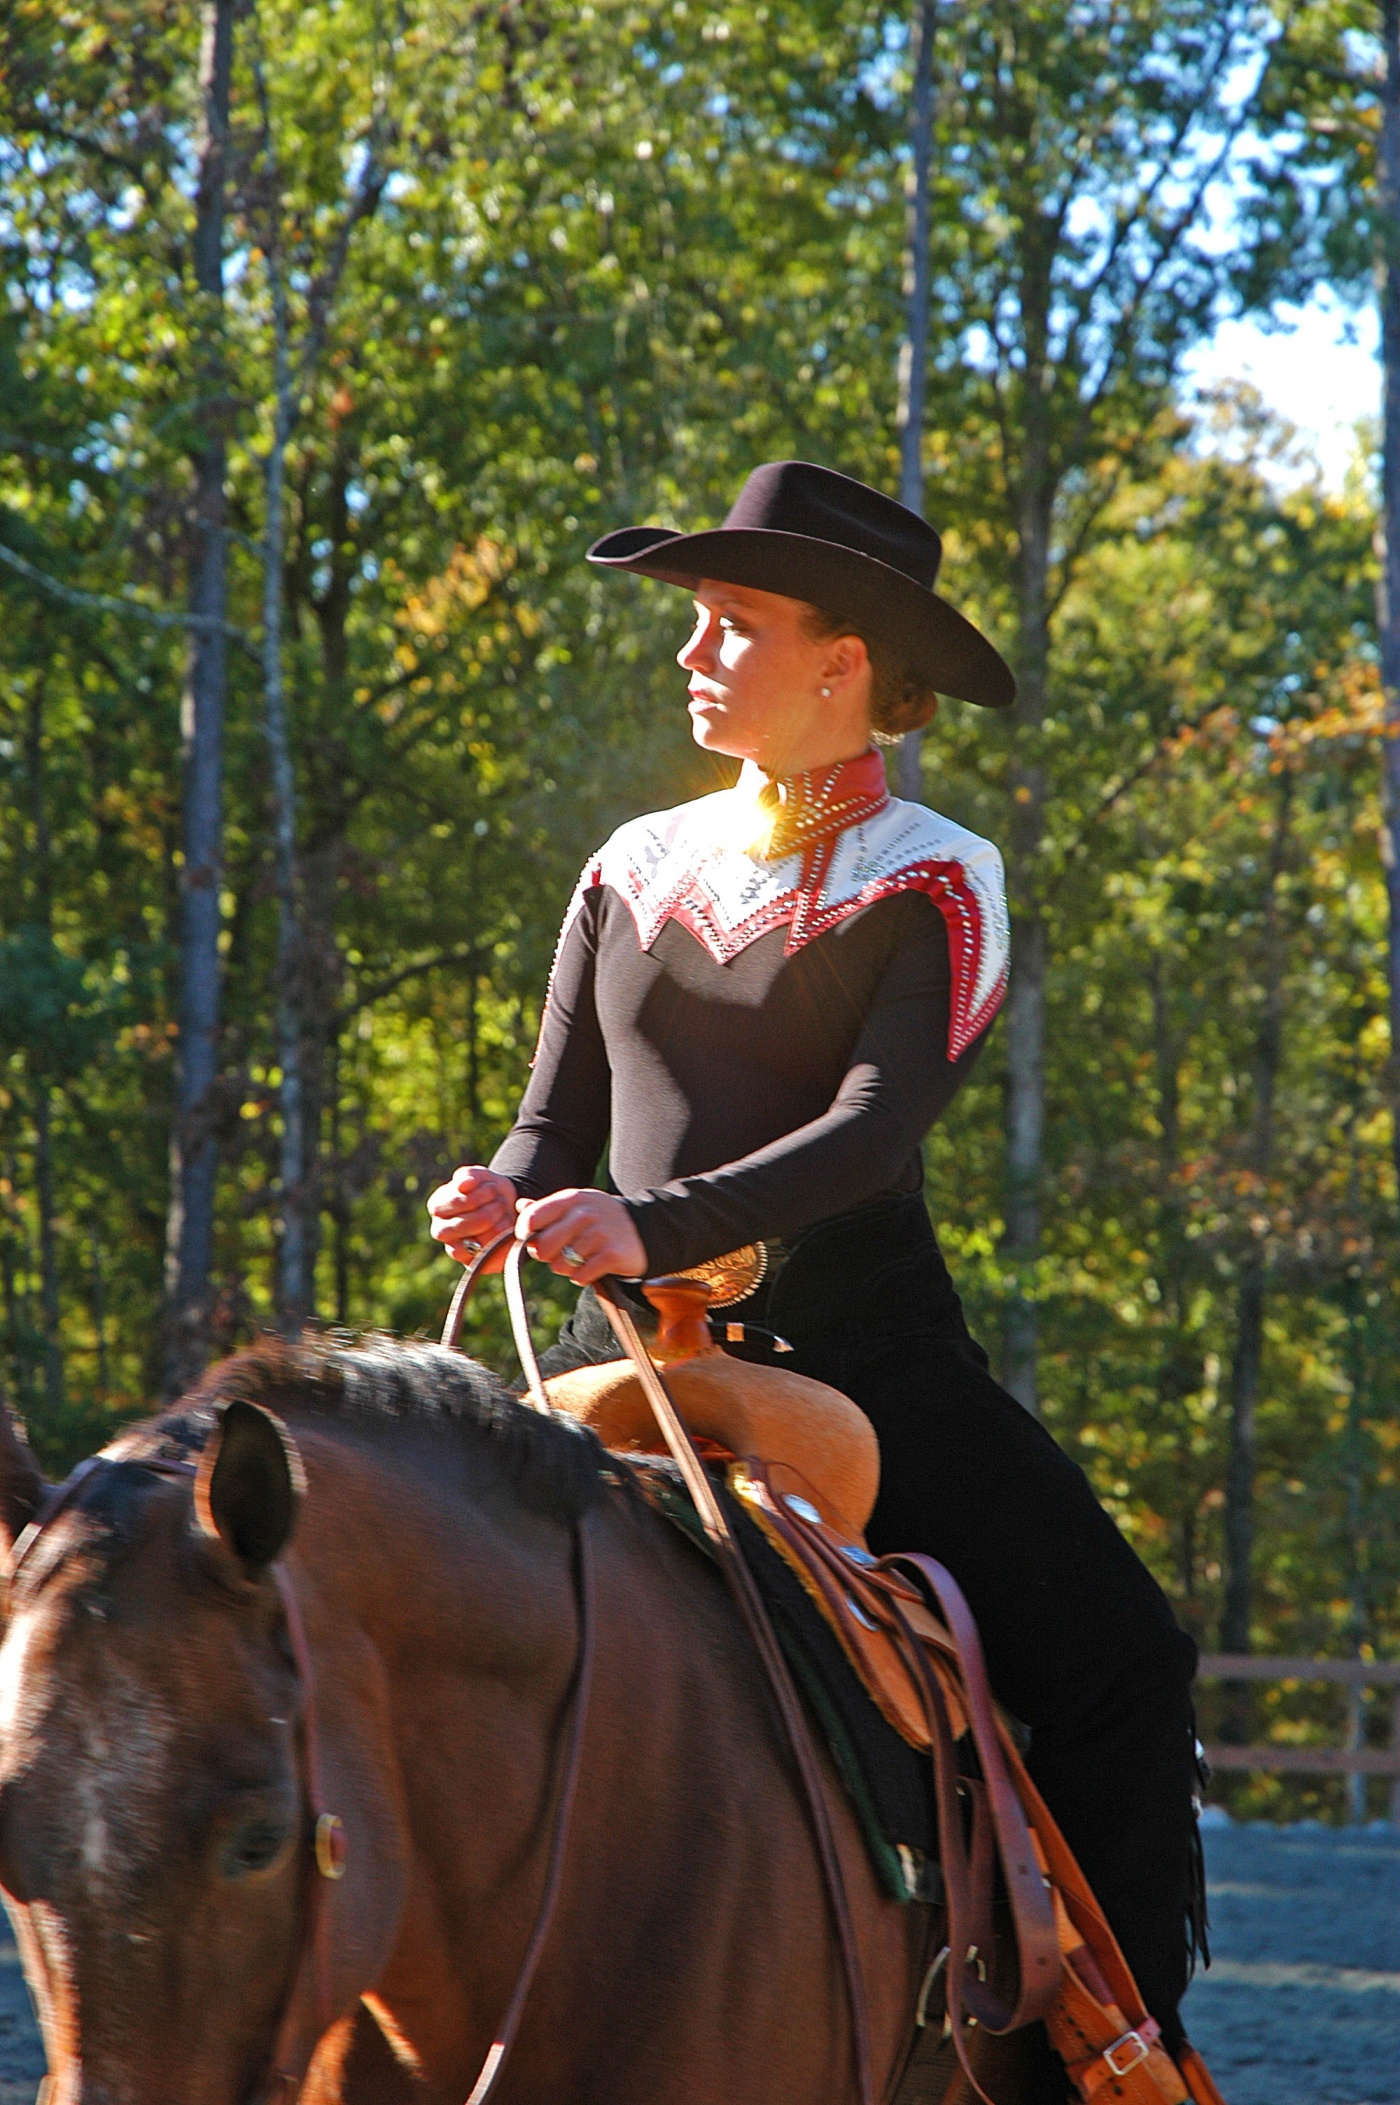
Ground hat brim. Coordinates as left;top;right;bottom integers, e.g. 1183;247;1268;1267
586;524;1015;709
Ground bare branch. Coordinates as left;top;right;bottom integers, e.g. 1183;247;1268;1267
1066;4;1250;349
0;538;253;647
7;115;160;188
1063;100;1251;467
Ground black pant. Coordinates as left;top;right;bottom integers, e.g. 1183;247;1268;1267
543;1196;1200;2058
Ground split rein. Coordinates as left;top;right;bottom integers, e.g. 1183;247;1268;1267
442;1235;880;2105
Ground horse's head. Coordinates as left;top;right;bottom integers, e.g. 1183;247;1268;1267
0;1396;312;2105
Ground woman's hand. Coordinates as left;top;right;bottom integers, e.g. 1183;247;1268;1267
515;1188;648;1286
426;1165;518;1270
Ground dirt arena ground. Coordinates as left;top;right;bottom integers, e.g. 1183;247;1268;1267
0;1928;42;2105
0;1819;1394;2098
1182;1818;1400;2105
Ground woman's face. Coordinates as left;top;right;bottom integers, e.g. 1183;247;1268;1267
677;580;873;775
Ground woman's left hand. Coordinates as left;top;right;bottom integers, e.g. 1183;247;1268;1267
516;1189;648;1286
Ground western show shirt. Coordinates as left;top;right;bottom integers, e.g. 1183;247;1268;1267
491;748;1009;1277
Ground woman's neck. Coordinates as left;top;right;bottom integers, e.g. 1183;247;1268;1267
738;743;874;790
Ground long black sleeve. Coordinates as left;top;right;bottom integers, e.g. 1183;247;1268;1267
491;893;611;1199
623;908;983;1273
491;883;988;1273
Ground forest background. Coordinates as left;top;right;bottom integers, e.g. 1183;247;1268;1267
2;0;1397;1813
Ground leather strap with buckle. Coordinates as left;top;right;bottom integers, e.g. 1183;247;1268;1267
1068;2023;1157;2098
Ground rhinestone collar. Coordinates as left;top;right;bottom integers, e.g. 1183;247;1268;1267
742;748;890;861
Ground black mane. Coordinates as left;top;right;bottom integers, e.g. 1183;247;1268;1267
152;1335;605;1522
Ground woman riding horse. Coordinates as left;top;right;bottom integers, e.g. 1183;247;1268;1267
426;461;1200;2092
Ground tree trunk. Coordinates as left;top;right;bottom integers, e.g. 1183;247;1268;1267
163;0;236;1396
90;1225;110;1399
1150;961;1200;1614
291;835;347;1306
262;366;311;1330
894;0;936;805
32;1086;63;1421
1000;442;1052;1414
23;680;63;1423
0;1216;26;1418
1221;769;1292;1659
248;67;388;1330
328;1034;350;1328
1340;1278;1371;1822
1380;1;1400;1204
1001;909;1045;1408
1221;1257;1264;1658
290;445;358;1307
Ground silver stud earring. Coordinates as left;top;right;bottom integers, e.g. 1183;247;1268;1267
820;685;831;698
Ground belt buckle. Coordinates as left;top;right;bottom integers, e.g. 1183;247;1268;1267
1103;2031;1149;2077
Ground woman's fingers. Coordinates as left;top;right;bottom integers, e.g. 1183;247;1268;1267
428;1165;508;1215
517;1205;580;1264
429;1201;509;1246
514;1189;587;1254
514;1188;579;1230
426;1166;516;1262
515;1191;648;1283
428;1181;647;1282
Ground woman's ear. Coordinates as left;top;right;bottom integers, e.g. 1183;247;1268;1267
823;632;869;696
194;1400;306;1576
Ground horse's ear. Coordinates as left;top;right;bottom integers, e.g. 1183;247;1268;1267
0;1403;45;1559
194;1400;305;1575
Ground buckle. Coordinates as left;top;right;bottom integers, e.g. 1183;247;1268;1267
1103;2032;1149;2077
315;1811;348;1880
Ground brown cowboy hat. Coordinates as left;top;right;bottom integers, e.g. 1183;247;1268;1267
586;459;1015;709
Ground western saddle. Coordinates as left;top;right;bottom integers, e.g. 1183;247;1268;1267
542;1274;1227;2105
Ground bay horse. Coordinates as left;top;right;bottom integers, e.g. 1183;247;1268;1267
0;1335;975;2105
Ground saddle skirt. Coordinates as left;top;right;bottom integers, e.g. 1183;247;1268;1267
728;1456;971;1751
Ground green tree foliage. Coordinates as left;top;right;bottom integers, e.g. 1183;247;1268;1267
1;0;1395;1813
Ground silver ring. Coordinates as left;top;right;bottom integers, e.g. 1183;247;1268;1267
562;1244;584;1266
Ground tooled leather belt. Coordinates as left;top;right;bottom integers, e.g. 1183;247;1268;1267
671;1238;784;1310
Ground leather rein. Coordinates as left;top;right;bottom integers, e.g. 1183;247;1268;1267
447;1238;879;2105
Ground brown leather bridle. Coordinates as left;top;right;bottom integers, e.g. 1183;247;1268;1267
7;1448;351;2102
5;1410;598;2105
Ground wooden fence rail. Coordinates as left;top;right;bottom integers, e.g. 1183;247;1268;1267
1195;1655;1400;1822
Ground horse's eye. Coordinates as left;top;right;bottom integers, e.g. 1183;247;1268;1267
220;1816;292;1881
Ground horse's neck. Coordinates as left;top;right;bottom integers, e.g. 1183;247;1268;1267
288;1429;916;2101
283;1431;725;1998
287;1418;584;1920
